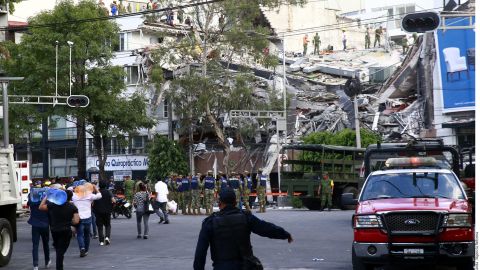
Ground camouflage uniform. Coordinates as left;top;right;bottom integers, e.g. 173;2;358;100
318;173;333;210
181;176;192;215
175;176;184;214
203;172;216;215
228;173;242;209
242;172;252;212
257;171;268;213
191;174;201;215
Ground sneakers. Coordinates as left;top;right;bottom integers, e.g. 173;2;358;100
143;235;148;239
46;260;52;268
137;235;141;239
92;235;98;239
163;220;169;224
80;249;87;257
100;242;105;246
33;267;39;270
105;237;110;245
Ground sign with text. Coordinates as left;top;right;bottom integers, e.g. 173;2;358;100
86;155;149;171
436;15;475;111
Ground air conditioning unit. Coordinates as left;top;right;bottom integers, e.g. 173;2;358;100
369;66;395;83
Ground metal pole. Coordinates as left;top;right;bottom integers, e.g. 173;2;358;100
55;41;58;97
282;35;287;121
354;94;361;149
2;82;8;147
68;42;73;96
276;120;281;194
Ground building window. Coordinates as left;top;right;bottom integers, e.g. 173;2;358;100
125;65;139;85
163;99;169;118
118;32;132;51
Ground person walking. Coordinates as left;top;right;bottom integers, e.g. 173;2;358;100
154;179;170;224
40;190;80;270
313;33;321;55
28;190;51;270
124;176;135;203
374;26;383;47
133;183;151;239
72;185;102;257
241;171;252;212
317;172;334;211
193;188;293;270
256;169;267;213
191;173;201;215
365;27;371;49
203;171;216;215
302;34;309;56
342;30;347;51
92;181;115;246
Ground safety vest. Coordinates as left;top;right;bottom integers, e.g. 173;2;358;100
204;176;215;190
260;175;267;187
191;177;199;190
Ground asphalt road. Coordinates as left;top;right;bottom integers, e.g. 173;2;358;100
8;209;457;270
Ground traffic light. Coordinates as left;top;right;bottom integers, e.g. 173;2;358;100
402;12;440;33
67;95;90;108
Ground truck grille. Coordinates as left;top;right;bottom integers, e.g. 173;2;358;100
383;212;440;234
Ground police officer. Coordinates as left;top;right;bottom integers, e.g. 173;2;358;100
242;171;252;212
193;188;293;270
317;172;334;211
191;173;201;215
182;175;192;215
256;169;268;213
218;171;228;192
228;172;242;209
203;171;216;215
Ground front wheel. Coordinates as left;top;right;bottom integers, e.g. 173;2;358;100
0;218;13;267
124;210;132;219
352;247;374;270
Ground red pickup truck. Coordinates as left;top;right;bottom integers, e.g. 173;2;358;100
343;157;474;270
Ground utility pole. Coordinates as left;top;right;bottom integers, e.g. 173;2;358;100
0;77;25;147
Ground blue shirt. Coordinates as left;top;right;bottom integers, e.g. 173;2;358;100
27;198;49;228
246;177;252;189
259;175;267;187
191;177;199;190
220;177;228;190
229;178;240;189
204;176;215;190
181;178;191;192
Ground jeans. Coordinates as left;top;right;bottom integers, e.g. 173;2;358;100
343;40;347;50
136;211;150;236
51;230;71;270
91;212;97;236
153;201;168;222
76;217;91;251
95;212;111;242
31;226;50;267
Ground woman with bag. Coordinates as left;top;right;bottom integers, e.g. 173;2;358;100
133;183;152;239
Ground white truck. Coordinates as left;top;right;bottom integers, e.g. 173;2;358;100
14;160;30;212
0;145;20;267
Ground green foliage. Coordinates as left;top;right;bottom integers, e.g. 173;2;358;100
1;0;22;14
147;135;188;182
290;196;303;208
1;0;154;177
302;129;381;148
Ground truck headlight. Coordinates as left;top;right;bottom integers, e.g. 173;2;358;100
443;214;472;227
354;215;383;228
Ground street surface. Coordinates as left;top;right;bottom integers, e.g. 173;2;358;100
9;209;454;270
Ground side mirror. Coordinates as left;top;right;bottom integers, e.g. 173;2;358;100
341;193;358;206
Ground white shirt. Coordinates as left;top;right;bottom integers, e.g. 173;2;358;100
155;181;169;203
72;193;102;219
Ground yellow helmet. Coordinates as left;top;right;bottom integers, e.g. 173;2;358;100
43;180;51;187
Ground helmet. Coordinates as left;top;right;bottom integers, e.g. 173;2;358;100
44;180;51;187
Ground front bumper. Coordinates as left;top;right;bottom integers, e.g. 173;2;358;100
353;241;475;261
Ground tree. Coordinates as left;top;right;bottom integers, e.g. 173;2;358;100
2;0;154;180
152;0;303;174
302;129;381;148
0;0;22;14
147;135;188;182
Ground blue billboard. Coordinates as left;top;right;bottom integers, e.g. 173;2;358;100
436;16;475;111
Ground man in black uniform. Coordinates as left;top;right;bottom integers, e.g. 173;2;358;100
193;188;293;270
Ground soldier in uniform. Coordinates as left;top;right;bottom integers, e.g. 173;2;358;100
401;35;409;54
365;27;371;49
241;171;252;212
228;172;242;209
176;175;184;214
123;176;135;203
256;169;268;213
203;171;216;215
191;173;201;215
218;171;228;192
317;172;334;211
182;175;192;215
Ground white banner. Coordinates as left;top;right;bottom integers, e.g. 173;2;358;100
87;155;149;171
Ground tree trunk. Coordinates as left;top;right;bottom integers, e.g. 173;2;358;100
205;101;230;174
76;117;87;179
93;131;107;181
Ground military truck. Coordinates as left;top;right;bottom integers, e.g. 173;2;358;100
281;144;365;210
0;145;20;266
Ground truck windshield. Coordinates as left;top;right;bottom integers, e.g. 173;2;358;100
361;172;465;201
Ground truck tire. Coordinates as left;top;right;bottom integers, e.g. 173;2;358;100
456;258;474;270
352;248;374;270
341;186;359;210
0;218;13;267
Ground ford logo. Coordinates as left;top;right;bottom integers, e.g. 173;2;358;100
404;219;421;225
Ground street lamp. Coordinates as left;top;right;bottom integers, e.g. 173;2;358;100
67;41;74;96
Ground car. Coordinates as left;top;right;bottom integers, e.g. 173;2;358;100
343;157;474;270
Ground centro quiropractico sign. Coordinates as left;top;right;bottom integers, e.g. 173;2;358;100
86;155;149;171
